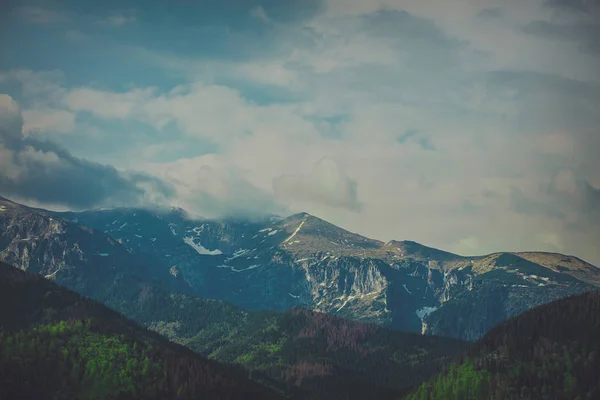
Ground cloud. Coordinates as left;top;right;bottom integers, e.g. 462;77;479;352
64;87;155;119
477;7;504;19
0;94;173;209
522;20;600;55
544;0;600;16
250;6;272;24
22;108;76;134
273;157;362;211
396;129;436;151
141;155;288;219
96;9;138;27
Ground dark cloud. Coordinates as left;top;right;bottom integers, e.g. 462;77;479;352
544;0;600;15
0;95;174;209
522;20;600;55
484;70;600;133
508;186;568;220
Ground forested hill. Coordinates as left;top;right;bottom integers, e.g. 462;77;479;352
404;290;600;400
0;261;287;400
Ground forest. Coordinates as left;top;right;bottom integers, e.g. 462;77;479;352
404;291;600;400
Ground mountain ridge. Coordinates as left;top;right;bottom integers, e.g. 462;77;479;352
1;195;598;340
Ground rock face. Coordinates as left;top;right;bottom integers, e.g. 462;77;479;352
0;197;186;301
2;196;599;340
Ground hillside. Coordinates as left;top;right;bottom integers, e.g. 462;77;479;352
175;307;469;399
0;261;285;400
404;290;600;400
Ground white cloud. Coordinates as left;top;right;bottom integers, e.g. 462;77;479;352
22;108;75;134
64;87;154;119
273;157;362;211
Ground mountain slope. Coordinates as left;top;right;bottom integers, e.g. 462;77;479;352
0;261;285;400
172;306;469;399
0;196;188;297
405;290;600;400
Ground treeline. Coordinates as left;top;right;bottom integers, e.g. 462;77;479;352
405;291;600;400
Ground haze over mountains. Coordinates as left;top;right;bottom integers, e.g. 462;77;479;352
2;195;598;343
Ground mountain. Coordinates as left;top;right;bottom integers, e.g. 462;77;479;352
0;198;469;399
404;290;600;400
0;261;285;400
50;200;600;340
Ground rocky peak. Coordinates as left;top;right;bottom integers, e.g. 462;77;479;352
271;213;383;257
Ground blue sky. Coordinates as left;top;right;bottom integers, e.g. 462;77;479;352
1;0;599;265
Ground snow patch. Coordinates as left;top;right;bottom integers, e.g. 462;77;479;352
0;205;6;212
258;228;272;233
402;284;412;295
118;222;128;230
184;237;223;255
267;229;278;236
288;293;300;299
416;306;438;321
226;248;249;261
216;264;261;273
44;270;58;279
284;219;306;243
192;225;205;234
135;234;142;238
96;252;110;257
296;258;311;263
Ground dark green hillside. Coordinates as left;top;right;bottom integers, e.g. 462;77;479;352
179;306;469;399
0;261;285;400
404;291;600;400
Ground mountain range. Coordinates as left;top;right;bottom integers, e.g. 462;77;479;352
1;195;599;342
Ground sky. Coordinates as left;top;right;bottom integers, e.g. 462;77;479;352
1;0;599;265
